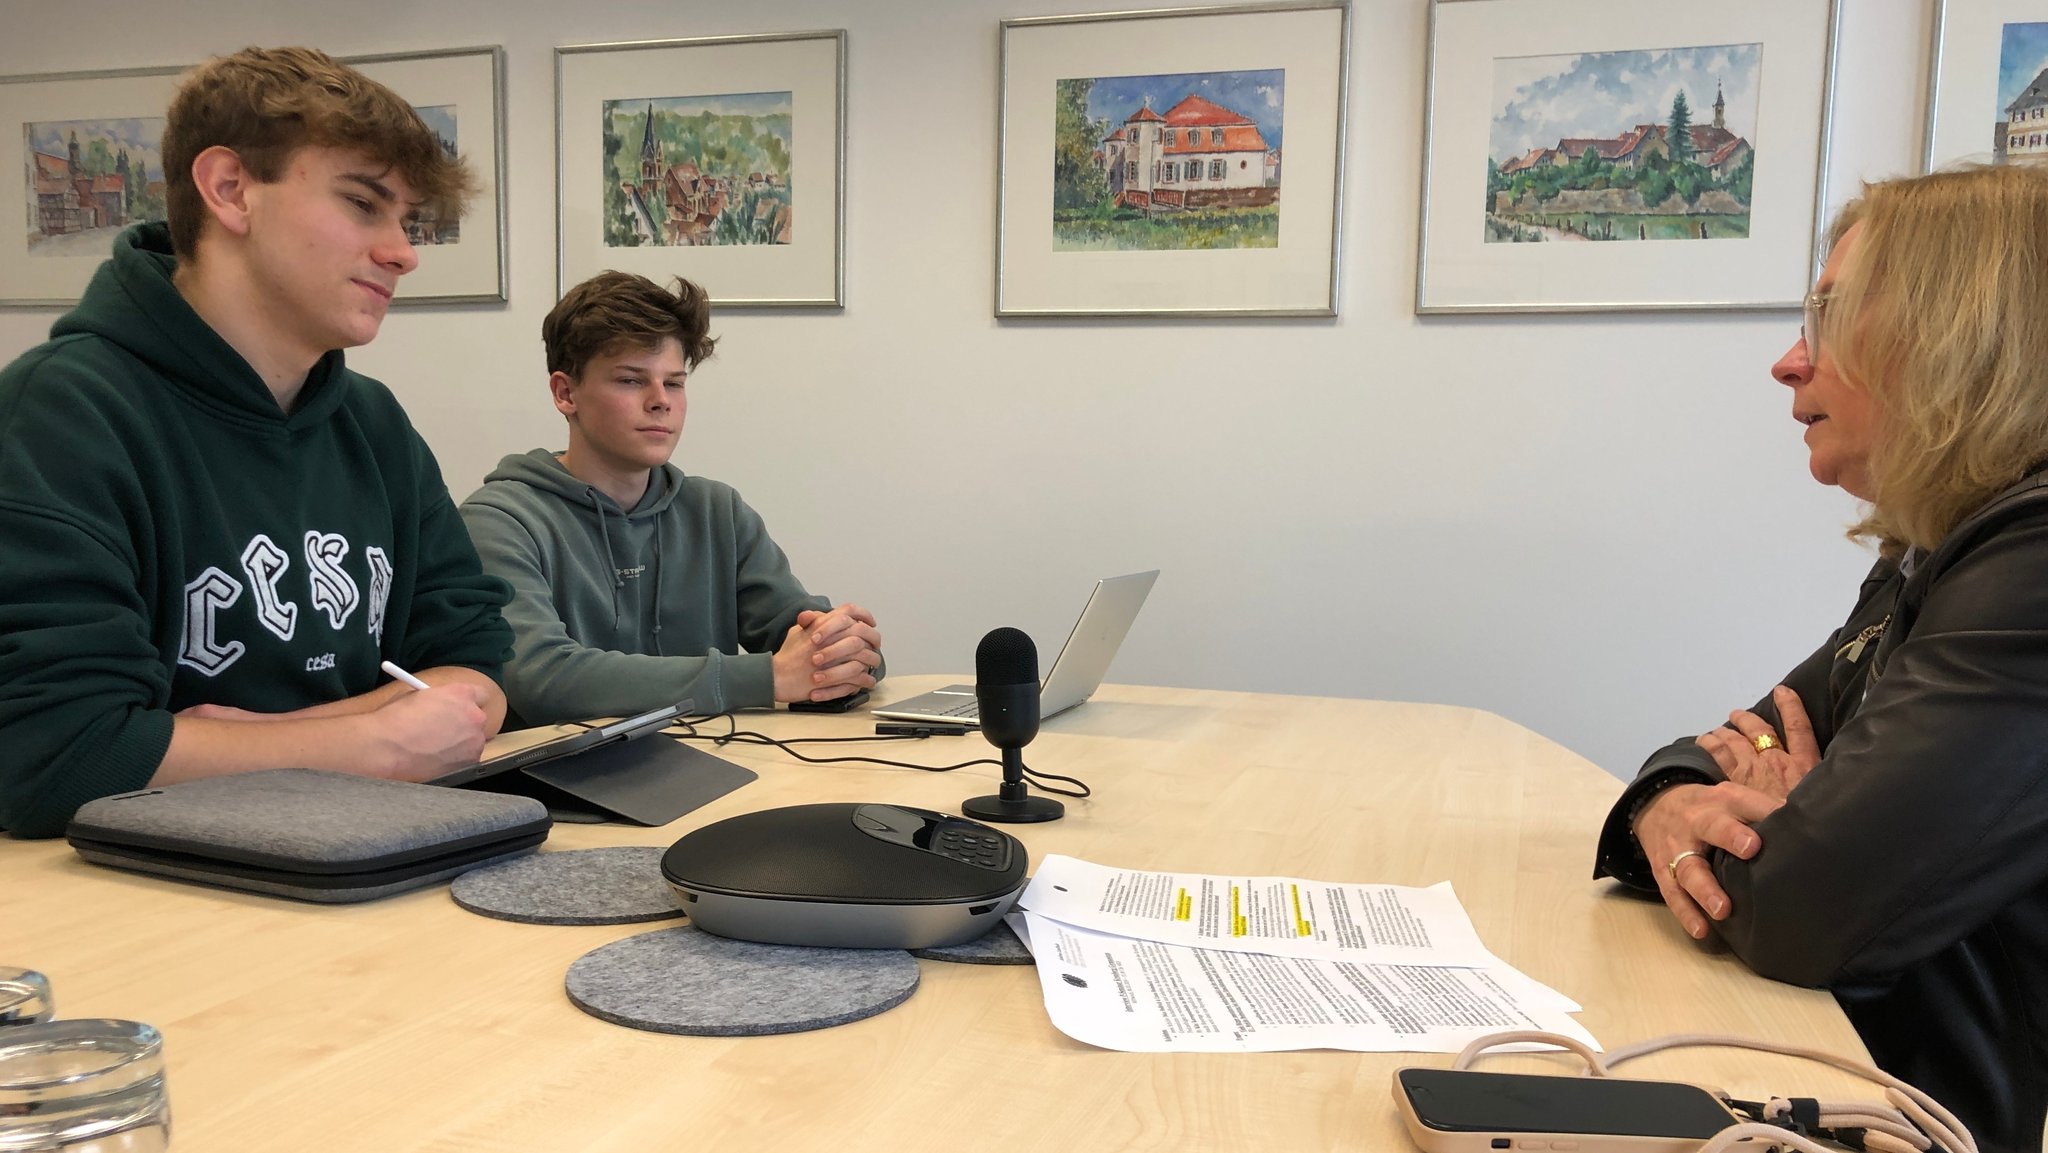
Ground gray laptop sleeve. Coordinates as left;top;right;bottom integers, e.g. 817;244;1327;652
66;769;552;903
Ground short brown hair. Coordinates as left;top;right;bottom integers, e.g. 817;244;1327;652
1824;163;2048;551
543;271;718;380
162;46;478;259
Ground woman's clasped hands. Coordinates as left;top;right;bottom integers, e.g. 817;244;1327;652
1634;686;1823;940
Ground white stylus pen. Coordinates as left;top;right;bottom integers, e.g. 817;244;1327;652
380;660;431;692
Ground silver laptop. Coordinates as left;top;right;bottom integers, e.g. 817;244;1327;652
872;570;1159;726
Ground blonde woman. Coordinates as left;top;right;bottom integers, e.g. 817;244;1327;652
1594;163;2048;1153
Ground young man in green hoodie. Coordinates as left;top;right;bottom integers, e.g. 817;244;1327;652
459;271;882;724
0;48;514;838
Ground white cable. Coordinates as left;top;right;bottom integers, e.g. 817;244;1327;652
1695;1120;1860;1153
1449;1029;1609;1075
1594;1032;1974;1153
1759;1097;1929;1150
1449;1030;1978;1153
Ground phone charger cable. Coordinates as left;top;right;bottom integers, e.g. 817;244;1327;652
1448;1029;1975;1153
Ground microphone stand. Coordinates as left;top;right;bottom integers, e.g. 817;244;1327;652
963;747;1063;823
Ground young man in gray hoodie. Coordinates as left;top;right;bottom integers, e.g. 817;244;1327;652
459;271;882;724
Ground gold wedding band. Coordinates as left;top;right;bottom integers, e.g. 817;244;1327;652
1668;849;1703;880
1751;732;1780;754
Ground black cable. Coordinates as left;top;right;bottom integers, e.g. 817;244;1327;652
1021;764;1091;799
670;713;1094;799
675;714;1004;773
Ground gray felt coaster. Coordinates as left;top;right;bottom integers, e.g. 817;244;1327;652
451;846;683;925
565;925;920;1036
910;920;1034;965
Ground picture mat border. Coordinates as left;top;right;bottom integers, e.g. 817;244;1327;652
553;30;847;310
0;63;184;308
994;0;1351;319
343;45;510;305
1414;0;1841;315
0;48;510;307
1923;0;2044;171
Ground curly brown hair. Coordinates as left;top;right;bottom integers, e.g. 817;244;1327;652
543;271;718;380
162;46;478;259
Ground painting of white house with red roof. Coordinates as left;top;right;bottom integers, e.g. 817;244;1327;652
25;118;167;258
1056;69;1283;250
601;92;793;248
1488;44;1758;243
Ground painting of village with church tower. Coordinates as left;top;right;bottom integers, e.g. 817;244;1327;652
1486;44;1759;243
602;92;793;248
24;117;166;257
1054;68;1284;251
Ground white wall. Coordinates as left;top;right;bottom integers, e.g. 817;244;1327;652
0;0;1929;777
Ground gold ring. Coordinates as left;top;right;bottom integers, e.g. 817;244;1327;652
1752;732;1780;754
1668;849;1703;880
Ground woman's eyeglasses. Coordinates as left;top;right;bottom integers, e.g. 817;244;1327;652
1802;290;1833;364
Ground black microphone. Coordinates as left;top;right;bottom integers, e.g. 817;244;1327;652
961;627;1063;823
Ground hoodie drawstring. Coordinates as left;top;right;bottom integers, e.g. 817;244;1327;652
651;516;665;656
586;481;666;650
586;486;624;631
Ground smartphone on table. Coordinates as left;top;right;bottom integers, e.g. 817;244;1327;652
1393;1067;1744;1153
786;689;870;714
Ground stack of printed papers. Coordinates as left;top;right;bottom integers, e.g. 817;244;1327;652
1010;855;1600;1054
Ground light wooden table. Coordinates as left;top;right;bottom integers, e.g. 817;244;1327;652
2;678;1871;1151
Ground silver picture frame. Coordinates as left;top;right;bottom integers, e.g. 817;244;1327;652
994;1;1352;319
2;47;509;308
1414;0;1841;314
555;30;847;309
1923;0;2048;172
344;45;510;305
2;62;186;307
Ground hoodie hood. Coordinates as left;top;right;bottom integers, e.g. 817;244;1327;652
472;449;688;643
478;447;688;518
49;222;350;431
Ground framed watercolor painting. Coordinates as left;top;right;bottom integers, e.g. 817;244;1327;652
2;63;183;307
995;1;1351;318
2;48;507;307
555;30;846;309
1416;0;1841;314
1925;1;2048;170
345;46;509;304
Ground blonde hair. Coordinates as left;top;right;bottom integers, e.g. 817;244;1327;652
163;46;478;260
1823;163;2048;552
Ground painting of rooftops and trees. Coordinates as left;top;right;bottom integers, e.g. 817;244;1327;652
603;92;793;248
1054;69;1283;251
1487;44;1759;243
1996;22;2048;163
25;118;166;258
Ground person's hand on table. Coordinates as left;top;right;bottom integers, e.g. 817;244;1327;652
1696;685;1822;802
775;604;882;702
1633;780;1784;940
363;682;493;779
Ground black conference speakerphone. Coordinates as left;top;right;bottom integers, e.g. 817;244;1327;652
662;803;1029;949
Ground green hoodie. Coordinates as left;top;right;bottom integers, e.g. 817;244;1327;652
0;223;513;837
460;449;856;722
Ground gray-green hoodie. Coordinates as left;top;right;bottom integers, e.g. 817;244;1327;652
460;449;832;722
